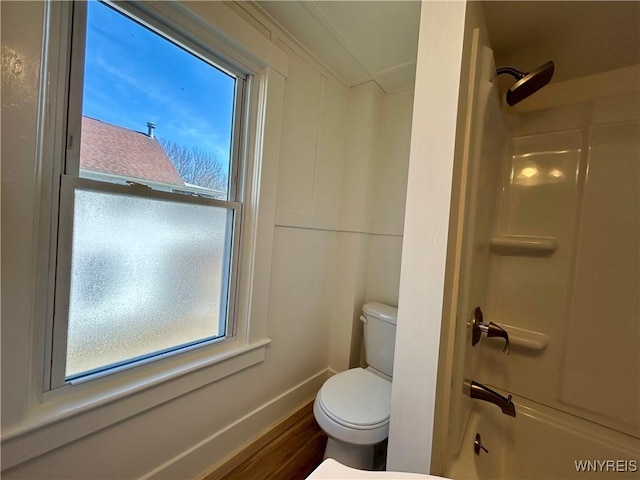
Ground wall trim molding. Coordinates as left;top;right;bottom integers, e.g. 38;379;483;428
233;1;349;93
140;369;329;480
274;213;404;238
1;341;271;471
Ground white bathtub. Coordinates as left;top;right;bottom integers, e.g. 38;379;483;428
447;395;640;480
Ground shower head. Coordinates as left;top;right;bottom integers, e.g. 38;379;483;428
496;61;555;106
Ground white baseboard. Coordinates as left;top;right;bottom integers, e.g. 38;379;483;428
141;369;329;480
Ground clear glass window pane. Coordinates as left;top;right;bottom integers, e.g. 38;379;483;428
78;1;236;199
65;188;233;379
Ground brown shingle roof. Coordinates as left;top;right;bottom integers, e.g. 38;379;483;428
80;116;183;186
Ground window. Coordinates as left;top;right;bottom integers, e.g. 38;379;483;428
48;1;249;388
0;0;284;465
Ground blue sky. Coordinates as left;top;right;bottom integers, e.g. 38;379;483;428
82;1;236;164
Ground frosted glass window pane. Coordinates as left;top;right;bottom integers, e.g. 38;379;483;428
66;189;233;379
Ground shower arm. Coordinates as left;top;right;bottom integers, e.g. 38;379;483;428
470;307;510;354
495;66;526;80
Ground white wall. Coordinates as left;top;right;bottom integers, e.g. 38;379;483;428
330;84;414;372
273;31;414;375
387;1;468;474
1;1;415;478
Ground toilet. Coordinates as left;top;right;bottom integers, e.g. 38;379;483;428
313;302;397;470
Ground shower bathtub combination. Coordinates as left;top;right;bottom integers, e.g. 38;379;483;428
450;399;638;480
440;27;640;480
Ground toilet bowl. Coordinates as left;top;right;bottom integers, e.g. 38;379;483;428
314;367;390;442
313;302;397;469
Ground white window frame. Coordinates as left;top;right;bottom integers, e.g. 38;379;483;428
46;0;249;389
0;1;287;468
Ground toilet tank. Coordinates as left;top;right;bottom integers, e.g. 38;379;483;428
362;302;398;377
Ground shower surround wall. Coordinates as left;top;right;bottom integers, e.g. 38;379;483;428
484;76;639;436
450;65;640;478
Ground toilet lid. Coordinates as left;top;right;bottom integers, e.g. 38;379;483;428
318;368;391;429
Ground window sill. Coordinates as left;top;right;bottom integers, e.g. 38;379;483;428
1;338;270;470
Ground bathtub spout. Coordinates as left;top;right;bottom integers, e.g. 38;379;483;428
469;381;516;417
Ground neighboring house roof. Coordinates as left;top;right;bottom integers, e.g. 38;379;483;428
80;116;184;186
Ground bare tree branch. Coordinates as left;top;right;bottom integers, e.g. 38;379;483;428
158;138;228;195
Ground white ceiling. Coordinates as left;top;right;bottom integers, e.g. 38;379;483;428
256;1;421;93
254;1;640;93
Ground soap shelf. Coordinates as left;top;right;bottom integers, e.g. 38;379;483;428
490;235;558;256
487;324;549;351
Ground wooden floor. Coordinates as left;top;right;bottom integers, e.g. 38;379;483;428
209;403;327;480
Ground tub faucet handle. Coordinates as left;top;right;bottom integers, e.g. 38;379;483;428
470;307;510;354
485;321;510;354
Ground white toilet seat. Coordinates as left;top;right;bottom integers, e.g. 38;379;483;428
314;368;391;445
317;395;389;431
